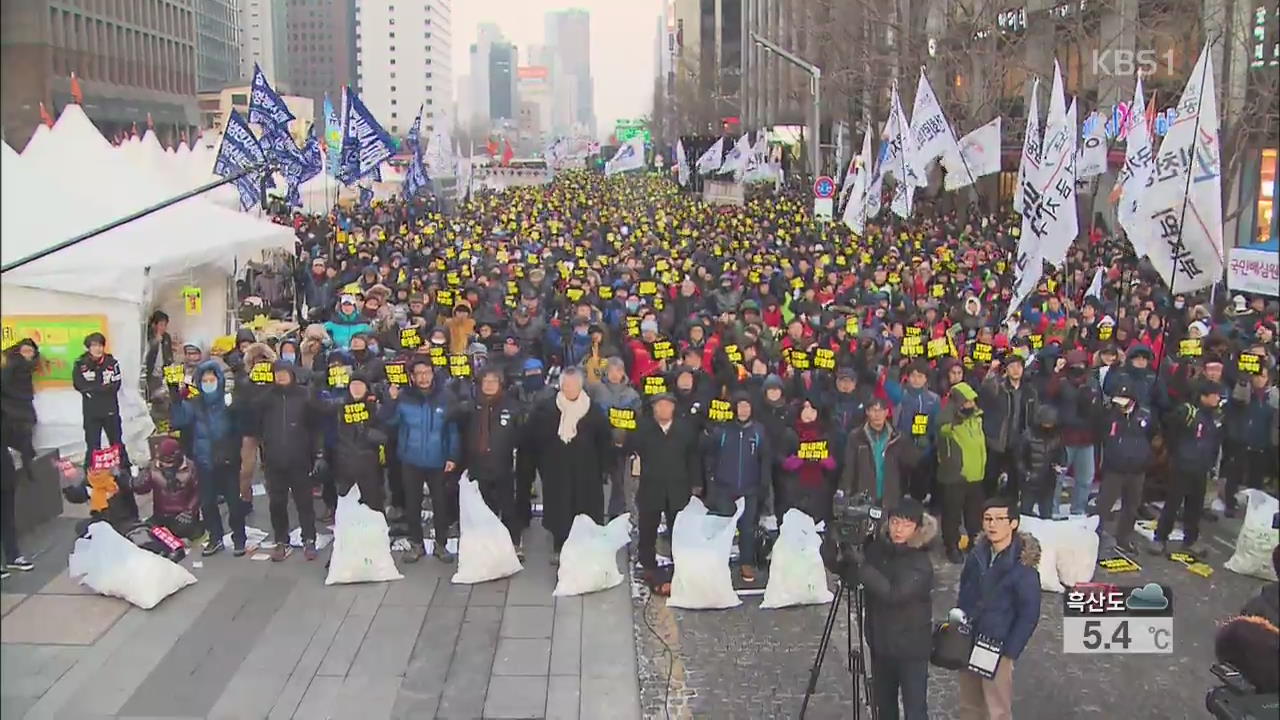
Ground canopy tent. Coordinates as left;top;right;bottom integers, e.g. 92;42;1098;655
2;103;295;463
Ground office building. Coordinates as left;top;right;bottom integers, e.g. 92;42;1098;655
0;0;200;149
544;8;594;132
468;23;517;127
196;0;240;91
284;0;357;126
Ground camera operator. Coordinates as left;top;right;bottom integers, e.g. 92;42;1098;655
843;497;936;720
955;497;1041;720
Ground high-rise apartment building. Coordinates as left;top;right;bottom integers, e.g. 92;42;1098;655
354;0;451;138
468;23;517;128
0;0;200;148
239;0;288;88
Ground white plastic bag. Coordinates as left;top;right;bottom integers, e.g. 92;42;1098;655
667;497;744;610
1226;489;1280;581
452;475;523;584
325;485;404;585
553;513;632;597
1019;515;1099;592
761;509;833;609
68;521;197;609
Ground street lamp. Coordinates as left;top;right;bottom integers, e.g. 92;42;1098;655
751;32;821;179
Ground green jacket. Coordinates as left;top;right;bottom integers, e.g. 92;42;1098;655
938;402;987;484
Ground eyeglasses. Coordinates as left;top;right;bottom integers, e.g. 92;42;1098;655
982;515;1011;524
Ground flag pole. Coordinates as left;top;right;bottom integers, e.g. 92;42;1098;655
1156;41;1214;370
1;166;265;274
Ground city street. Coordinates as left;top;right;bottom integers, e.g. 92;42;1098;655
633;510;1270;719
0;494;641;720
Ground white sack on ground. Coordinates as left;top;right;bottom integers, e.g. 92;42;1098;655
67;521;197;609
452;475;523;584
1019;515;1099;592
325;485;403;585
761;509;833;609
1225;489;1280;581
554;513;632;597
667;496;745;610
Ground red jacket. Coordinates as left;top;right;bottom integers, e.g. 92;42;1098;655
133;458;200;519
627;338;662;386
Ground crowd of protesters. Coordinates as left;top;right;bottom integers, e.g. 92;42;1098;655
4;169;1277;584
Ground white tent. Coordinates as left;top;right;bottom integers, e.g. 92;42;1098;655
2;104;295;462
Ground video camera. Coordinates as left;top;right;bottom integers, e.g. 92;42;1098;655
1206;663;1280;720
824;492;884;576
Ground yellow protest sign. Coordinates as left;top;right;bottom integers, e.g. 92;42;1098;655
1;314;109;388
798;441;829;460
609;407;637;430
182;286;203;315
249;361;274;385
643;375;668;395
707;399;733;422
384;362;408;385
163;364;185;384
813;348;836;370
400;327;422;349
650;339;675;361
1178;338;1202;358
342;402;370;424
328;365;351;388
911;414;929;436
449;354;472;378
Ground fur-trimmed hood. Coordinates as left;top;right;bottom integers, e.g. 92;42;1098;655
243;341;277;367
972;530;1041;567
878;511;939;549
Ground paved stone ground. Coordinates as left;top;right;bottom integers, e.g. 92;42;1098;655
633;508;1272;720
0;493;642;720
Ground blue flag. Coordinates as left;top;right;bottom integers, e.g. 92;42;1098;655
359;184;374;208
406;104;424;155
213;110;267;211
338;88;394;185
403;146;429;199
248;63;295;134
282;132;324;208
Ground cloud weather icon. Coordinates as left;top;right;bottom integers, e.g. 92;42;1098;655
1126;583;1169;611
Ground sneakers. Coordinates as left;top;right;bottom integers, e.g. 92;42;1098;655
270;544;292;562
403;543;424;563
740;565;757;583
946;547;964;565
303;541;318;561
434;544;455;564
232;541;247;558
5;556;35;572
202;541;225;557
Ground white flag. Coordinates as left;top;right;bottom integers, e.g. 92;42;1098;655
837;152;858;211
696;137;724;175
605;136;646;176
675;139;690;187
1115;76;1155;257
1007;246;1044;322
883;82;918;218
842;127;873;235
1085;266;1105;300
1138;44;1224;294
910;69;962;184
1034;62;1079;267
425;124;454;177
1077;112;1108;178
751;131;768;163
718;133;753;177
942;116;1002;190
834;121;848;183
1013;78;1042;216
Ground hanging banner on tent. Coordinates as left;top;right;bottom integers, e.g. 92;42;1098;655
1227;247;1280;296
182;286;203;315
0;314;108;388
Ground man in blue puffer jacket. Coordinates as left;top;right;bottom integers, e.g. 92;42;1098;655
169;361;248;557
703;392;773;575
382;358;460;564
955;497;1041;720
1095;383;1156;553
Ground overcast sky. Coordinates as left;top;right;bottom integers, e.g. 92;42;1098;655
451;0;661;138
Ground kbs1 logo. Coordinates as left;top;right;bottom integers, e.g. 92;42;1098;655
1091;48;1175;76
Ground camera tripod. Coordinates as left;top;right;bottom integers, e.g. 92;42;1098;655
799;577;877;720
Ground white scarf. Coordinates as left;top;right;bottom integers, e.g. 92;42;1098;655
555;391;591;444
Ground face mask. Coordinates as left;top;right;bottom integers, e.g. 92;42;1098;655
281;352;296;363
625;300;640;313
201;380;218;394
367;343;379;355
1174;301;1185;310
959;405;976;416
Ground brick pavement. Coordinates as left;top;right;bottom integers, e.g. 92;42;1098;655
0;496;642;720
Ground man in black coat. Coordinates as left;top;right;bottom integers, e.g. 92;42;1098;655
626;392;701;594
462;368;524;551
2;339;40;473
255;362;328;561
72;332;136;517
520;368;612;563
845;498;937;720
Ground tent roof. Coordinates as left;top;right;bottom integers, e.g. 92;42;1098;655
2;104;295;303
